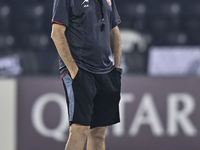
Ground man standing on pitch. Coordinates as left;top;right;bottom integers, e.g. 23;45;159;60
51;0;122;149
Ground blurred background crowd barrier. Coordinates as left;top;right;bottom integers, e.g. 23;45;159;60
0;0;200;150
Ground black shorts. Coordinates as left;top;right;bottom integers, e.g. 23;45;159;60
60;67;121;129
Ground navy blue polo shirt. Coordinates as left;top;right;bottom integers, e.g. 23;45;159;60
52;0;121;74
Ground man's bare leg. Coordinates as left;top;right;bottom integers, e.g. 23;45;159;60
65;124;90;150
87;127;106;150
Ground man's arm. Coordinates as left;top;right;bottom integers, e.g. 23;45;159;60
51;24;78;79
110;26;121;68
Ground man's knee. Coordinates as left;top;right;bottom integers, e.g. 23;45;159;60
89;127;106;140
70;124;90;137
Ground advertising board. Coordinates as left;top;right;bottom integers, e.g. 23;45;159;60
16;77;200;150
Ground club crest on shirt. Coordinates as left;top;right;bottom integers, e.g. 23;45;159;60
107;0;111;6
